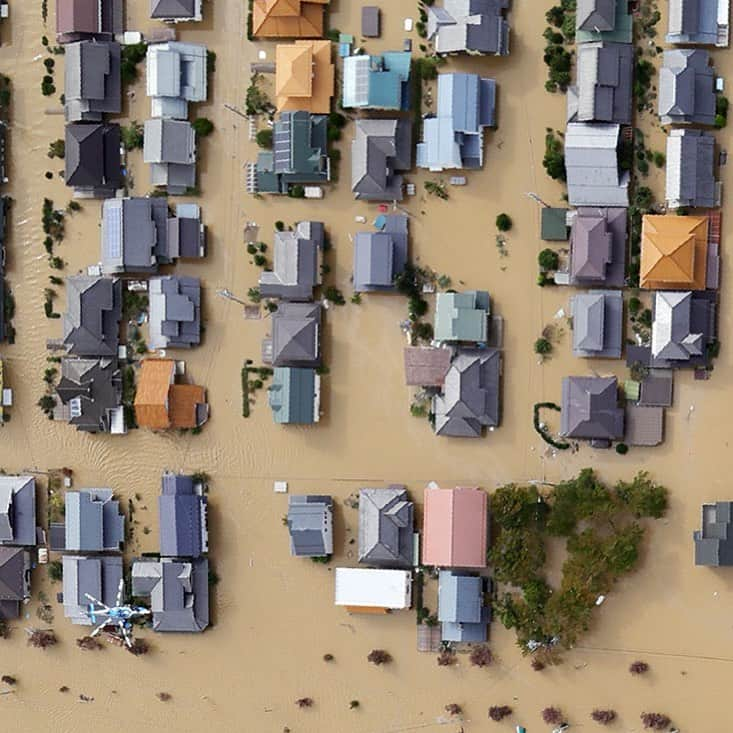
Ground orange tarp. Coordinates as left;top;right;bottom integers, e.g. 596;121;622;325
253;0;328;39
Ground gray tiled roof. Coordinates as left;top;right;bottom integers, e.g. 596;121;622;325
62;275;122;357
64;40;121;122
146;42;207;119
0;547;30;619
287;495;333;557
151;0;198;19
624;405;664;446
131;557;209;632
569;207;627;287
639;373;674;407
438;570;490;643
427;0;510;55
667;0;724;46
652;291;709;362
577;0;616;32
659;49;716;125
0;477;36;547
64;488;125;552
358;486;414;567
353;215;409;292
665;128;717;209
570;290;623;358
65;123;122;196
270;302;321;368
148;275;201;349
143;118;196;194
694;502;733;566
62;554;122;624
159;472;208;559
560;376;624;441
167;203;206;259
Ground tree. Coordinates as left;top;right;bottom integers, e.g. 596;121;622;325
538;248;559;271
534;337;552;356
349;700;360;709
541;707;563;725
127;638;150;656
275;220;285;232
591;710;617;725
615;443;629;455
76;636;102;651
37;395;55;413
546;469;614;536
469;645;493;667
629;660;649;675
641;713;670;730
48;560;63;582
490;527;545;586
489;705;513;722
255;129;273;149
496;213;512;232
27;629;57;649
543;132;566;180
615;472;669;519
367;649;392;665
192;118;214;137
490;483;546;531
295;697;313;708
445;703;462;716
121;121;144;151
288;184;305;199
437;649;456;666
48;139;65;159
1;675;16;685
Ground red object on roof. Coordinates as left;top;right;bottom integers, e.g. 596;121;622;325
378;204;389;212
422;487;488;568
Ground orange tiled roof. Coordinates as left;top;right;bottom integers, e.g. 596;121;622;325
169;384;207;429
253;0;328;39
134;359;175;430
275;40;334;114
640;214;709;290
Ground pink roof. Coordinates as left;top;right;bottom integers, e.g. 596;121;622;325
422;487;487;568
56;0;99;36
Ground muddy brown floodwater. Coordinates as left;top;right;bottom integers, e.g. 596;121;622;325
0;0;731;731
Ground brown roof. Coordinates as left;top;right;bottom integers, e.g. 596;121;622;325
275;40;334;113
169;384;207;429
134;359;175;430
253;0;328;38
640;215;709;290
625;405;664;446
57;0;100;36
403;347;452;387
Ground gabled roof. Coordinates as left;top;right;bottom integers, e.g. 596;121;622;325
65;123;122;194
640;214;709;290
62;555;122;624
253;0;328;38
427;0;510;55
0;547;28;607
167;203;206;259
334;567;412;609
268;367;320;424
143;119;196;194
147;42;208;119
665;128;718;209
64;40;121;122
275;40;334;113
438;570;490;642
342;52;411;110
353;215;408;291
403;347;453;386
56;0;123;42
287;495;333;556
651;290;706;360
658;49;716;125
422;486;488;568
159;472;208;559
271;302;321;367
134;358;175;429
64;488;125;552
666;0;726;46
434;291;490;343
570;290;623;358
358;486;414;567
148;275;201;350
0;477;36;547
694;502;733;566
150;0;201;20
569;206;627;287
576;0;633;43
62;275;122;357
560;376;624;440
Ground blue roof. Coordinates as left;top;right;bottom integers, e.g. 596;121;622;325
268;367;318;424
343;52;412;110
159;473;208;559
438;570;491;642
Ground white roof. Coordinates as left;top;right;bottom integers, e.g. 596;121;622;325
334;568;412;609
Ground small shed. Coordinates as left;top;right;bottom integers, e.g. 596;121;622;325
541;207;570;241
625;405;664;447
362;6;381;38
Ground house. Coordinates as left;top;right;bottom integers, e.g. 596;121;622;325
252;0;329;38
54;357;125;434
148;276;201;350
694;502;733;566
438;571;491;642
665;129;718;209
358;486;414;568
159;472;208;559
63;489;125;553
427;0;510;56
570;290;623;358
434;291;490;343
64;40;121;122
658;49;717;125
352;118;412;201
265;302;321;368
640;214;711;290
150;0;203;22
334;567;412;611
167;203;206;259
403;346;453;387
259;221;324;301
134;358;209;430
417;73;497;171
342;52;411;110
0;547;31;620
65;123;122;197
432;349;501;437
569;207;627;287
541;207;570;241
143;118;196;195
61;555;122;624
268;367;321;424
353;214;408;292
362;6;381;37
565;123;629;207
568;42;633;125
0;476;36;547
422;486;488;568
651;290;716;365
132;558;209;632
255;111;330;194
666;0;730;47
624;405;664;446
560;376;624;444
62;275;122;358
286;495;333;556
576;0;633;43
275;40;334;113
146;42;207;119
101;197;170;274
56;0;123;43
639;373;674;406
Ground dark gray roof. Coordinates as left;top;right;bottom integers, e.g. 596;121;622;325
695;502;733;566
61;554;122;624
352;118;412;201
55;357;123;433
148;275;201;349
0;547;29;618
101;197;170;274
287;495;333;557
362;6;381;37
358;486;414;568
665;128;717;208
271;302;321;368
577;0;616;32
624;404;664;447
64;40;121;122
433;349;501;437
0;477;36;547
159;472;208;559
659;49;716;125
167;203;206;259
560;376;624;441
427;0;510;55
570;290;623;358
651;290;714;363
64;123;122;195
569;206;627;287
639;373;674;407
438;570;490;643
259;221;323;301
64;488;125;552
353;215;409;292
131;557;209;632
151;0;197;18
62;275;122;357
666;0;724;46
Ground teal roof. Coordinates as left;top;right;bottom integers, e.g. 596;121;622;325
541;207;569;241
268;367;318;424
434;291;490;343
576;2;633;43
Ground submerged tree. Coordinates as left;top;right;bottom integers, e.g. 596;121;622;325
541;707;564;726
437;649;456;667
127;638;150;656
469;645;494;668
367;649;392;666
445;703;462;716
630;660;650;675
295;697;313;709
76;636;102;651
489;705;513;722
27;629;57;649
591;710;617;725
641;713;670;730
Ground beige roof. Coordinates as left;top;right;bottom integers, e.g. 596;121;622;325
275;40;334;113
253;0;328;38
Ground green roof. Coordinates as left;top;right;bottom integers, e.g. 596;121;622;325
268;367;318;424
434;291;490;343
541;207;570;241
576;2;633;44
